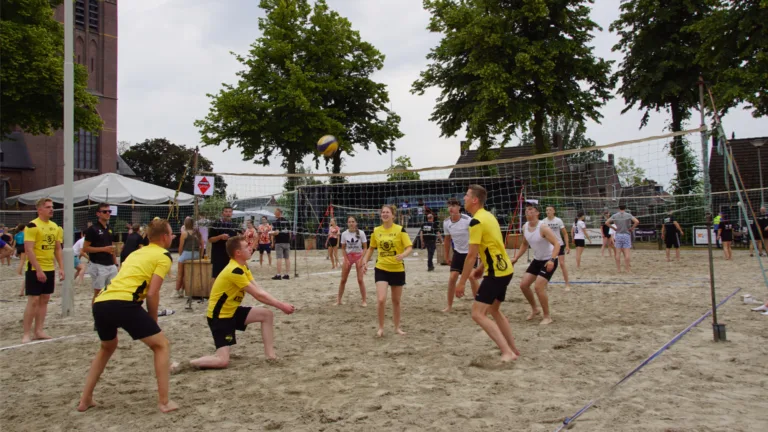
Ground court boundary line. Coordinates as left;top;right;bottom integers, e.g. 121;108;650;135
553;286;742;432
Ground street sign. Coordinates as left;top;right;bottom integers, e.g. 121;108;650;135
194;175;214;196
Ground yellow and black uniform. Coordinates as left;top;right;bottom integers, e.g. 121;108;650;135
206;259;254;349
92;243;172;341
469;208;514;304
24;217;61;296
370;223;412;286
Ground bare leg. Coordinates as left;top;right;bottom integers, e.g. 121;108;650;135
34;294;51;339
675;248;680;261
267;252;272;266
337;261;351;305
175;262;184;291
22;295;39;343
534;277;552;325
277;258;283;275
519;273;539;320
558;254;570;291
471;301;517;362
576;247;584;268
355;261;367;306
470;277;479;298
245;307;277;358
665;248;671;262
444;272;459;312
91;289;101;305
141;332;178;413
489;301;520;356
623;248;632;273
77;338;118;412
259;252;264;266
375;282;388;337
189;346;231;369
285;258;290;275
391;285;405;335
614;248;622;272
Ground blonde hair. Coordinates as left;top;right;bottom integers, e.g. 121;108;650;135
36;198;53;208
146;218;171;241
381;204;397;217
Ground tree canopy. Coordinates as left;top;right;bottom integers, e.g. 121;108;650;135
616;157;647;187
120;138;227;196
387;155;420;182
195;0;402;188
412;0;613;158
610;0;707;195
519;115;605;164
0;0;101;138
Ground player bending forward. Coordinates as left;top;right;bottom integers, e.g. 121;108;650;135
181;236;295;370
78;219;177;413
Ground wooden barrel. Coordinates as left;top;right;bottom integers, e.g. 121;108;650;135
183;259;213;298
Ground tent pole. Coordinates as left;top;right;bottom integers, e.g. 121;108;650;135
61;0;75;317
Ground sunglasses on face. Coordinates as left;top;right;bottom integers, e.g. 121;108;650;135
99;210;112;214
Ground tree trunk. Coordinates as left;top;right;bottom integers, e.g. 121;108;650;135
330;150;343;184
533;108;546;155
286;150;298;191
670;99;691;195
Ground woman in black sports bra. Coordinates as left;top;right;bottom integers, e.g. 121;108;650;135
717;217;733;260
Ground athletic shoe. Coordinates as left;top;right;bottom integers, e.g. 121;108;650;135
271;275;281;280
751;304;768;312
428;267;435;272
762;310;768;316
282;275;290;280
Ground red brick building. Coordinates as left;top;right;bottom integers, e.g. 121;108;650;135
0;0;118;208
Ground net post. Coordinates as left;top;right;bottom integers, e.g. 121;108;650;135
293;186;300;278
192;147;201;304
61;0;75;317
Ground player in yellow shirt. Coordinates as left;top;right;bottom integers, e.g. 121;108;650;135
78;219;178;414
175;236;295;370
362;205;413;338
22;198;64;344
457;185;520;362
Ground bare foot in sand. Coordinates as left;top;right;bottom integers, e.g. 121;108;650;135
441;306;452;313
500;352;518;362
361;301;367;307
395;328;406;336
334;300;342;306
76;399;97;412
21;334;32;344
159;400;179;413
34;332;52;340
376;329;384;338
564;285;571;292
526;309;541;321
511;346;521;356
540;316;553;325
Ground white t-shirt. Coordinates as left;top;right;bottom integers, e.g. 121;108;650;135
544;217;565;245
573;220;587;240
73;237;85;256
341;230;367;254
443;214;472;254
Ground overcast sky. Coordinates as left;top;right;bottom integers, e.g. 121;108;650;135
117;0;766;195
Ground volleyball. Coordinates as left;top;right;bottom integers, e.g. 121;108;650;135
317;135;339;157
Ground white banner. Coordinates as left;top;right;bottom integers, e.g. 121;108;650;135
585;228;603;245
693;226;717;246
194;175;214;196
109;205;118;216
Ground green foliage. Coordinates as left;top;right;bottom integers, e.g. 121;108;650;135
616;157;647;187
285;164;323;192
610;0;709;194
120;138;228;196
199;194;231;221
412;0;613;156
386;155;421;182
691;1;768;117
195;0;403;183
519;115;605;164
0;0;102;137
666;136;701;195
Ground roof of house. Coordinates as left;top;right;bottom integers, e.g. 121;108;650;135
0;132;35;170
450;145;536;179
709;136;768;193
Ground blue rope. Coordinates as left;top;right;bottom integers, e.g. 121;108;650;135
549;281;638;285
554;287;742;432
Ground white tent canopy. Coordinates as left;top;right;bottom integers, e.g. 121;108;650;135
5;173;195;206
232;208;275;219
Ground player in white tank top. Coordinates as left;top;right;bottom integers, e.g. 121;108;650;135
441;198;479;312
510;204;560;325
544;206;571;291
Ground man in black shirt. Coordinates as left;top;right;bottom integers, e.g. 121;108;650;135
753;206;768;256
209;206;240;279
661;211;684;262
271;208;291;280
120;223;149;265
419;213;442;271
83;203;118;303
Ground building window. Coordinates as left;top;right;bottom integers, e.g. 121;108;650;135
75;0;86;29
76;129;99;172
88;0;99;31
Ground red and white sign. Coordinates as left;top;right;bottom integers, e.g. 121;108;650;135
194;175;214;196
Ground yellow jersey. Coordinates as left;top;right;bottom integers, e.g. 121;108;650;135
469;208;513;277
207;259;253;319
370;224;412;272
25;217;61;271
95;244;172;303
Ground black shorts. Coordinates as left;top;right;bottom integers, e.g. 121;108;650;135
720;231;733;242
475;274;514;305
574;239;586;247
665;233;681;249
207;306;251;349
374;268;406;286
93;300;161;341
25;270;55;296
16;245;25;255
257;243;271;254
558;245;565;256
450;251;478;273
526;259;558;281
328;238;338;247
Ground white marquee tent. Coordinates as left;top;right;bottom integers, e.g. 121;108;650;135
5;173;195;206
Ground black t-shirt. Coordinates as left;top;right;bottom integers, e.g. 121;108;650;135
120;232;148;263
663;215;677;234
84;222;115;266
272;217;291;244
420;221;440;244
0;233;10;243
758;214;768;232
209;220;240;267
